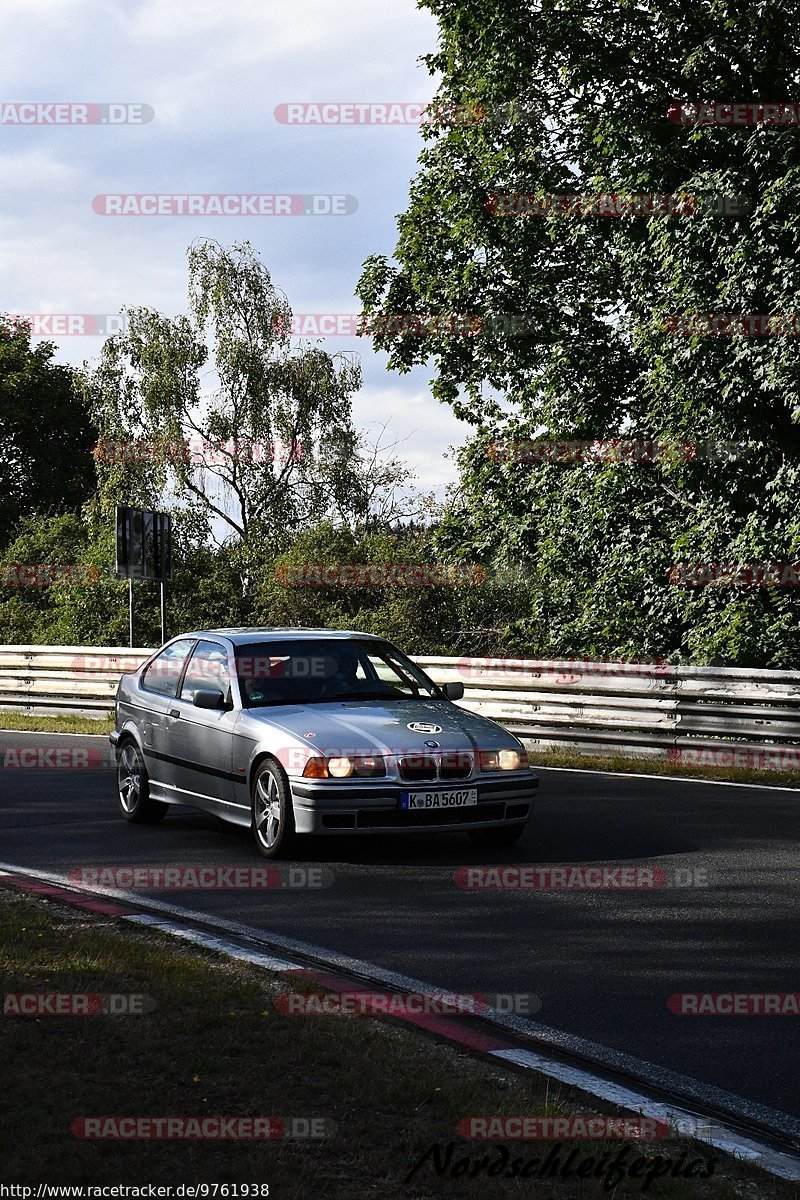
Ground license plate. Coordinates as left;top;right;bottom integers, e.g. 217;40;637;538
400;788;478;811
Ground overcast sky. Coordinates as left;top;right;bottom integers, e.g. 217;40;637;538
0;0;468;494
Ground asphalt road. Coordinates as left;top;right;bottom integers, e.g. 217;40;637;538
2;731;798;1123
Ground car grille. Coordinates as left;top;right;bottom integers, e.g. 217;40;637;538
438;752;473;780
398;755;437;781
398;752;474;782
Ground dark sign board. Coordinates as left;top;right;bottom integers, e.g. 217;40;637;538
115;506;172;581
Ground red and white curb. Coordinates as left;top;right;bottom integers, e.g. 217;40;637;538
1;861;799;1182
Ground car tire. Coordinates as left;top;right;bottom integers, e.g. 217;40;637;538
116;740;168;824
468;823;526;849
251;759;297;859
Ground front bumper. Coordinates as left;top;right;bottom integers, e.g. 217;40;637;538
289;772;538;835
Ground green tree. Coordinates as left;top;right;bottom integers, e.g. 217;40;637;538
0;513;109;645
258;520;529;655
0;512;253;647
0;319;97;549
357;1;800;666
82;240;366;610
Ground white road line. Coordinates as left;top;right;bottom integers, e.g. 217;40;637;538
535;765;800;792
124;913;303;971
492;1048;800;1182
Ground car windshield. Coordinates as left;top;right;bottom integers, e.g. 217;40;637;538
234;638;442;707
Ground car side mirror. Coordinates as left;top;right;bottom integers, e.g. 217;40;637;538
441;681;465;701
193;688;226;710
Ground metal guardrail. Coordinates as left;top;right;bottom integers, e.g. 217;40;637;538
1;645;800;763
417;656;800;763
0;646;151;719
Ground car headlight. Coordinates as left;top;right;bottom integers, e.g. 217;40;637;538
303;755;386;779
480;749;528;772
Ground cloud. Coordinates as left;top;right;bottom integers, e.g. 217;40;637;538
0;0;467;486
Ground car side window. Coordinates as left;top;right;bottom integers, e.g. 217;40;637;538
180;640;231;704
365;650;418;696
141;639;195;699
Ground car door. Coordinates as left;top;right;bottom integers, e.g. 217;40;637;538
136;638;196;797
163;639;242;819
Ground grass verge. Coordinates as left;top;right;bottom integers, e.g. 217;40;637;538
0;712;114;735
526;748;800;790
0;888;795;1197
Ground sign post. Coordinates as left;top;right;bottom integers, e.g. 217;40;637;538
160;579;167;646
115;506;172;647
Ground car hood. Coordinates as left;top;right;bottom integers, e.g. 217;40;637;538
237;698;517;756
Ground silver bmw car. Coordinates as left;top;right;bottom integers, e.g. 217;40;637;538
111;628;537;858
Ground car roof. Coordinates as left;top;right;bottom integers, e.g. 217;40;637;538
179;628;386;647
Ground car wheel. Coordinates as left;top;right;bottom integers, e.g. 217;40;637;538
251;759;297;859
116;740;168;824
468;824;526;849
